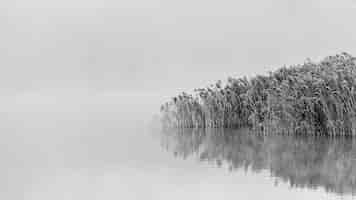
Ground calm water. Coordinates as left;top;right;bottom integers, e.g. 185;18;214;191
1;93;355;200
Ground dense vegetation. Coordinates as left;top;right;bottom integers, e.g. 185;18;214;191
160;128;356;195
160;53;356;136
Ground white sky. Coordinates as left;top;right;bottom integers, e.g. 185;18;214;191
1;0;356;95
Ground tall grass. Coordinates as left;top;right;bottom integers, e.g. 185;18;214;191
160;53;356;136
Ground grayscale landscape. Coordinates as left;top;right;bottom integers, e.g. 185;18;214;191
2;0;356;199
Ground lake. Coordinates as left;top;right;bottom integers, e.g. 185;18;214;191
0;93;355;200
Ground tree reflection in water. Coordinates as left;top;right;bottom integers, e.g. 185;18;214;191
159;128;356;195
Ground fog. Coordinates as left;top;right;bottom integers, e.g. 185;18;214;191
2;1;356;199
1;0;356;97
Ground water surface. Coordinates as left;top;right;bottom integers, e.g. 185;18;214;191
0;93;354;200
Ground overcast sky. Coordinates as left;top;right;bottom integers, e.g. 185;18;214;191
2;0;356;96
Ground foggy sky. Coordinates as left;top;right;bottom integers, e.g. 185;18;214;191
2;0;356;95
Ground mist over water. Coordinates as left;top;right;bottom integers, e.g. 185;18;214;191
2;0;356;199
0;92;160;199
0;91;353;200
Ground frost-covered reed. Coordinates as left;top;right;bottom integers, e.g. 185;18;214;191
160;53;356;136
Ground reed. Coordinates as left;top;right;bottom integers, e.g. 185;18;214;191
160;52;356;136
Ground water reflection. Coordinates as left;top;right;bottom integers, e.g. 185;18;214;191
159;128;356;195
